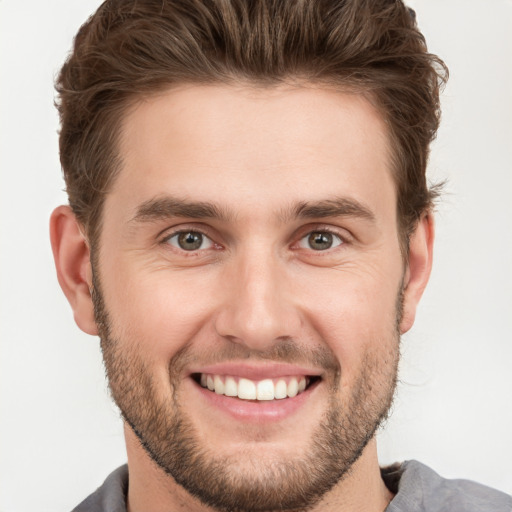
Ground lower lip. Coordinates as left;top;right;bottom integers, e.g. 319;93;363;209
192;379;320;423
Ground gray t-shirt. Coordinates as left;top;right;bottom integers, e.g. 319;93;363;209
72;460;512;512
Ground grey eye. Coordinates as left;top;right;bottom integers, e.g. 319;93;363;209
298;231;343;251
167;231;213;251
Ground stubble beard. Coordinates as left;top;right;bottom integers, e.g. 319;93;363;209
92;274;401;512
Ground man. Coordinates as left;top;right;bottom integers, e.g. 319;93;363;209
49;0;511;511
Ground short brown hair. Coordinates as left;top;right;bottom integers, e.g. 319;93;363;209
56;0;448;251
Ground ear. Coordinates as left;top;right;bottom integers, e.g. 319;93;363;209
399;213;435;334
50;205;98;335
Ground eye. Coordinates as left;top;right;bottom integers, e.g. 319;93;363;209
298;231;343;251
165;231;214;251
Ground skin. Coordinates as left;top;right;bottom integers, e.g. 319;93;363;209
51;84;434;512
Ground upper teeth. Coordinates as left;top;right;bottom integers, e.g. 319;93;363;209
199;374;308;401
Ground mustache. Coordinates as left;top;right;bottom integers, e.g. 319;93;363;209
168;336;341;376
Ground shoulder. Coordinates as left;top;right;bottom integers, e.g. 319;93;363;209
71;465;128;512
383;460;512;512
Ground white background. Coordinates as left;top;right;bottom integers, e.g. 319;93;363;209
1;1;511;510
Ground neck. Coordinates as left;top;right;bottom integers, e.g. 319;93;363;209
125;425;393;512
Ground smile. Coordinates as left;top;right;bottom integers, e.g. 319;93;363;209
196;374;316;401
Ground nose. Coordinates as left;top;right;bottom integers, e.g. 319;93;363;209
214;248;302;351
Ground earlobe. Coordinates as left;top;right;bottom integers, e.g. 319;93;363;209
399;213;435;334
50;205;98;335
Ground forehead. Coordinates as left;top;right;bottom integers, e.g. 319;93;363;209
109;84;395;225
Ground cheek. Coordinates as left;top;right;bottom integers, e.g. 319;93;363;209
294;263;402;374
101;263;220;363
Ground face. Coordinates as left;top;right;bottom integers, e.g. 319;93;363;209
93;84;405;511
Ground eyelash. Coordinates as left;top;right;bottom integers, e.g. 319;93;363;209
295;227;346;251
160;228;220;253
159;225;351;254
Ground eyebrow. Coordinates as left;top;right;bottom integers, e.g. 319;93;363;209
130;195;376;225
289;197;376;223
130;196;234;223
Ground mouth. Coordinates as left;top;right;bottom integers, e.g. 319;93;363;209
192;373;321;401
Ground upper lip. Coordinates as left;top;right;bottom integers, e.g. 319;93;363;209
188;362;323;380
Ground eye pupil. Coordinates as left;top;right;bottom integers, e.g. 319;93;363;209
178;232;203;250
308;232;333;250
